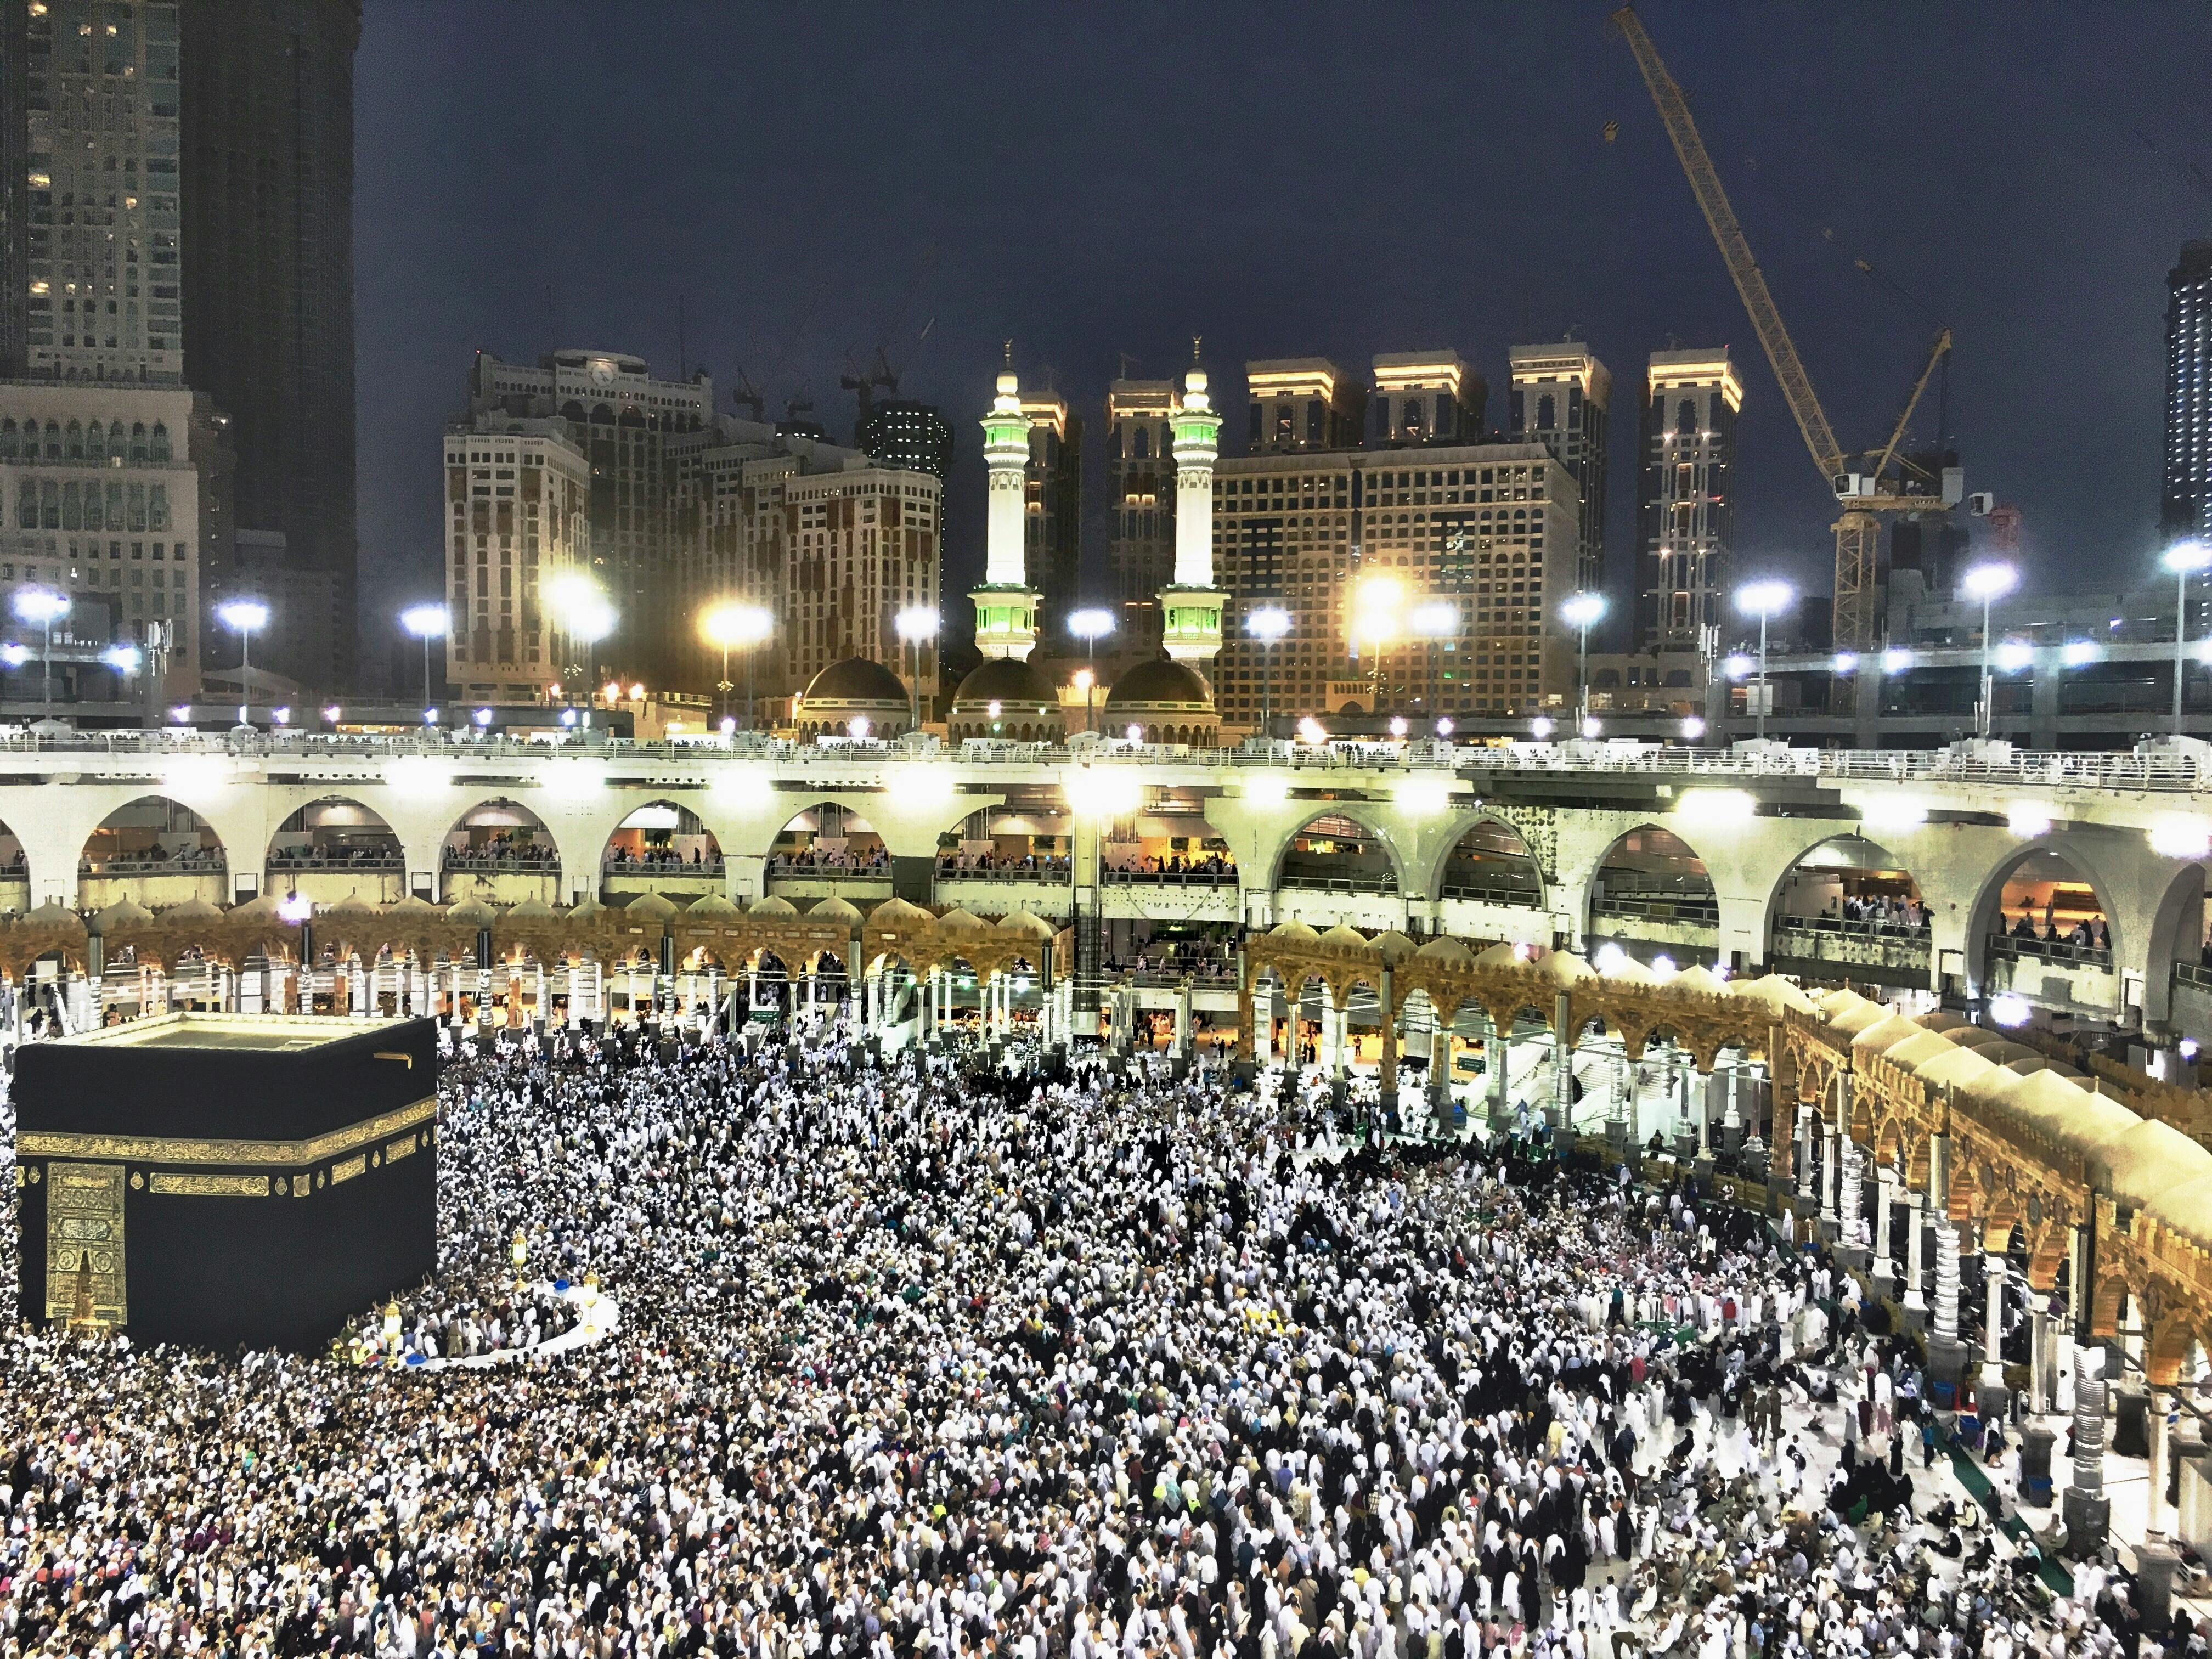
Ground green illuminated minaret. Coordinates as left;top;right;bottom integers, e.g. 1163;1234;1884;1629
1160;349;1226;672
972;357;1041;662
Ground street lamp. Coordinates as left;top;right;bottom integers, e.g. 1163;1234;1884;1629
893;604;939;735
546;572;615;704
1733;579;1792;743
1961;561;2018;740
1245;604;1290;740
11;588;69;712
100;642;140;704
1409;600;1459;718
2164;540;2210;735
1353;574;1403;714
1068;608;1114;731
400;604;449;710
702;601;774;729
217;599;269;719
1559;592;1606;727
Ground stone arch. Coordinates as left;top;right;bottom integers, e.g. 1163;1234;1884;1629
601;799;724;877
80;794;227;904
2147;1312;2209;1389
267;796;403;883
772;801;887;874
1270;808;1405;893
2144;858;2207;1013
1428;812;1547;909
1963;835;2120;992
1582;824;1715;946
441;798;560;897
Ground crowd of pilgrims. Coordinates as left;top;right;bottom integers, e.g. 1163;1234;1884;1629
0;1009;2196;1659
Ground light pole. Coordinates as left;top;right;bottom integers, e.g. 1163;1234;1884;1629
1560;592;1606;729
1961;562;2017;740
1409;599;1459;720
1068;608;1114;732
2164;540;2209;735
11;589;69;712
400;604;449;710
1353;574;1402;716
1245;604;1290;740
217;599;269;719
894;604;939;735
1733;580;1792;744
701;601;767;729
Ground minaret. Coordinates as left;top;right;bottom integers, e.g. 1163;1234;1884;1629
1160;343;1226;670
972;351;1041;662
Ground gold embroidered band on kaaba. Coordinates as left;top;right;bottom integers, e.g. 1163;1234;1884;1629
18;1097;438;1167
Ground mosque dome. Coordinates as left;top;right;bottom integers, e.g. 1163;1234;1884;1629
1104;657;1216;747
793;657;913;742
947;657;1063;743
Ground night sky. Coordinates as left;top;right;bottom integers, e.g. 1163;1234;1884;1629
354;2;2211;657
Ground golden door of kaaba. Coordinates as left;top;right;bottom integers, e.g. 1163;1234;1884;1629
43;1160;126;1325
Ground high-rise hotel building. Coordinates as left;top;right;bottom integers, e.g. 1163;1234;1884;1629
1509;342;1610;596
448;349;939;707
2166;241;2212;543
0;0;233;697
1635;348;1739;652
1107;378;1177;654
1206;347;1579;729
1020;390;1081;649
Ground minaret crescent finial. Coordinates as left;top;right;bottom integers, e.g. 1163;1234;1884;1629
1003;338;1013;368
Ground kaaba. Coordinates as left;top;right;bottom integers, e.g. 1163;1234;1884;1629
13;1013;439;1351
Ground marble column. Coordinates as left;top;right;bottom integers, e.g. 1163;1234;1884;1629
1903;1190;1929;1321
1873;1168;1895;1294
1486;1014;1508;1126
1980;1249;2011;1421
2065;1342;2112;1554
1821;1127;1841;1235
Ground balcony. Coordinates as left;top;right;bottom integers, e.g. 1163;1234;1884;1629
1770;915;1932;985
1279;871;1396;895
1438;878;1544;908
603;854;726;900
268;852;404;873
1987;931;2112;970
765;855;893;902
1102;865;1237;888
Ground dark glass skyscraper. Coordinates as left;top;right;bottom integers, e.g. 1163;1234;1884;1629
858;400;953;486
2166;240;2212;544
177;0;361;678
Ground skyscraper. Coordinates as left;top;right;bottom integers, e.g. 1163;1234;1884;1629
857;400;953;488
1368;352;1486;447
178;0;362;678
0;3;29;380
1509;342;1610;597
1245;358;1362;454
22;0;184;382
1635;348;1739;652
1107;378;1176;653
461;349;711;686
2165;240;2212;544
1020;390;1081;649
0;0;230;695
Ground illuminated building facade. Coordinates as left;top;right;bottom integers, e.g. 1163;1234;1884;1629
1509;342;1610;596
2166;241;2212;543
1107;378;1176;654
1635;348;1739;653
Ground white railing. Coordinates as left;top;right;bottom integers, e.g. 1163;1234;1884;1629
0;728;2205;793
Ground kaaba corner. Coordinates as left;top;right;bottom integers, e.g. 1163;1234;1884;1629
13;1013;440;1352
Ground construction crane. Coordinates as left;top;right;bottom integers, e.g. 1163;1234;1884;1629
838;347;901;445
1613;6;1956;651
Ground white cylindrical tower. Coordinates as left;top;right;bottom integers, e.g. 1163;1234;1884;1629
983;371;1028;588
973;366;1041;661
1160;362;1226;669
1171;367;1219;588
